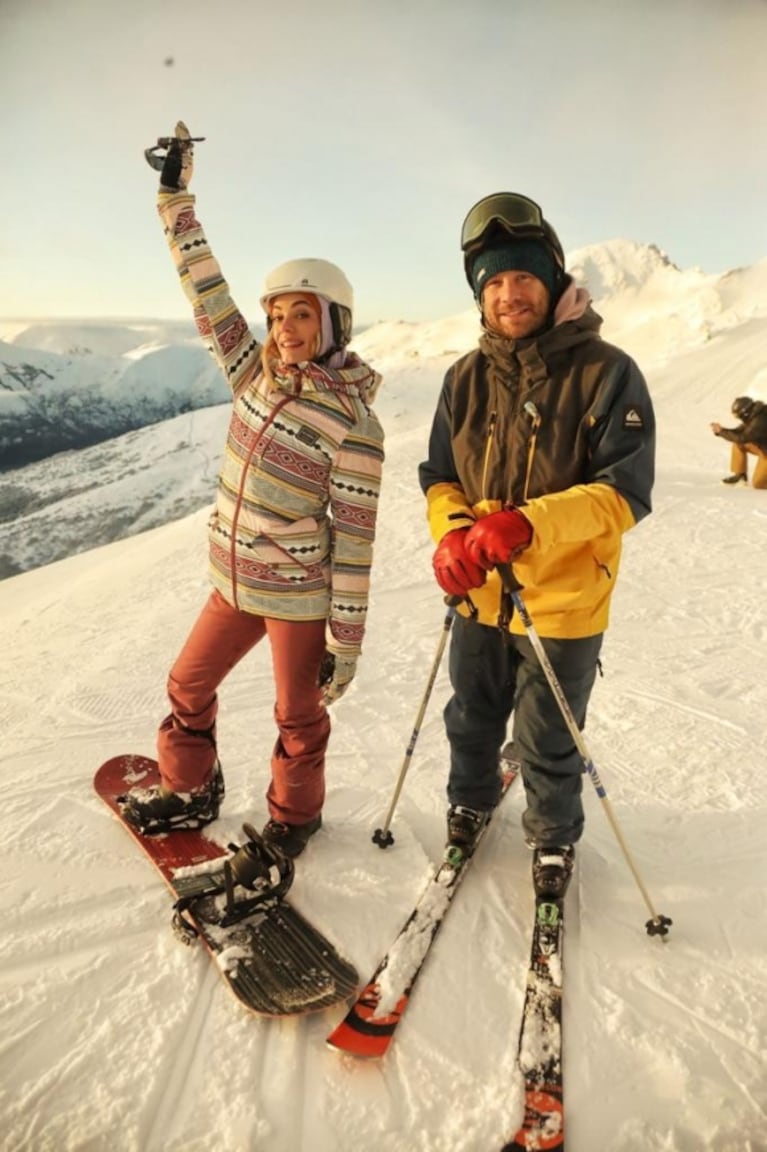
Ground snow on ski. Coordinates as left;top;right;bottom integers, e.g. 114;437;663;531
326;767;518;1058
502;894;565;1151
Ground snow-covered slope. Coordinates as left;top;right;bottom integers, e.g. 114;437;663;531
1;249;766;1150
0;403;229;579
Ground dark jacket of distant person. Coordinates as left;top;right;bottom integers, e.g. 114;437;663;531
714;397;767;449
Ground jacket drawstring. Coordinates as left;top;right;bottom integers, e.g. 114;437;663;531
229;392;292;609
480;411;497;502
522;399;541;502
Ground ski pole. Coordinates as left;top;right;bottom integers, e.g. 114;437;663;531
373;606;456;848
498;565;672;939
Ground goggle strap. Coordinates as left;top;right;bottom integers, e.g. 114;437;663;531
461;193;544;249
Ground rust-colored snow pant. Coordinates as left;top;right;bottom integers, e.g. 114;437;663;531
731;442;767;489
157;589;329;824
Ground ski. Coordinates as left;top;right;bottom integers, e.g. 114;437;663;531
501;893;565;1151
326;766;519;1058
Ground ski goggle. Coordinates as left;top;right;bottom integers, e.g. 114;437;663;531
461;192;544;246
461;192;565;271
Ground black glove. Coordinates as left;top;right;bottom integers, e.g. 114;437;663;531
144;121;197;190
160;140;184;190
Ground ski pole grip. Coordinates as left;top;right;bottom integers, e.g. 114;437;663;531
497;563;524;593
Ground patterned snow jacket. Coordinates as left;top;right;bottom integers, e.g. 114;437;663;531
418;283;655;640
158;191;385;660
715;401;767;450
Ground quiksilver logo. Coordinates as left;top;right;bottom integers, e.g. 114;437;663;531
624;405;644;430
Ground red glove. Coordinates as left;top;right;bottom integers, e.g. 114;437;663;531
464;509;533;569
432;529;487;597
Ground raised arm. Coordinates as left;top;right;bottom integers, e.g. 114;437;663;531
147;122;261;396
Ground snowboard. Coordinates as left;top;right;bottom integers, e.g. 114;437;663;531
94;754;359;1017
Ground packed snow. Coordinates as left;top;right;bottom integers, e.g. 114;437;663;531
1;240;766;1152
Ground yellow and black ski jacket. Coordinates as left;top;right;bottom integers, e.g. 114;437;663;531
419;286;655;639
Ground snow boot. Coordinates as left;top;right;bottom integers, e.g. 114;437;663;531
261;814;322;858
119;760;225;835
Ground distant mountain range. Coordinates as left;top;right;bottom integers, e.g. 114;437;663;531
0;322;231;470
2;240;765;580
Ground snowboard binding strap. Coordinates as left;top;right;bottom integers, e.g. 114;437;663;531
171;824;295;942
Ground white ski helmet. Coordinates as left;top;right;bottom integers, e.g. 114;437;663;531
260;258;354;351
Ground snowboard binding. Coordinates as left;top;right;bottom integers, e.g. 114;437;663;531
172;823;295;944
222;823;295;919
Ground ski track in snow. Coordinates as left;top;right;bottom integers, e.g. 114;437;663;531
2;302;767;1150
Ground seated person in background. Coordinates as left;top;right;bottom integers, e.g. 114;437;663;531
711;396;767;488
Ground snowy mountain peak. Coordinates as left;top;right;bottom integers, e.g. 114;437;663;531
566;238;689;300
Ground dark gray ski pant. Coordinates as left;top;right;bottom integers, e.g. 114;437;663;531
445;613;603;846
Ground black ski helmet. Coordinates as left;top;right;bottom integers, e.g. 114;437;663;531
732;396;755;421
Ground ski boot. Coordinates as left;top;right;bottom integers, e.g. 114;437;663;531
444;805;490;865
532;844;575;899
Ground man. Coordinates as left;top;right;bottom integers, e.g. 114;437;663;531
711;396;767;488
418;192;655;897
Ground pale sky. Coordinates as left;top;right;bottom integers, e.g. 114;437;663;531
1;0;765;327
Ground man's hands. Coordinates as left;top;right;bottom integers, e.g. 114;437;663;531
318;651;358;706
432;529;487;597
464;508;533;569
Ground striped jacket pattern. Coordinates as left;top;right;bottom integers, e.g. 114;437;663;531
158;191;385;659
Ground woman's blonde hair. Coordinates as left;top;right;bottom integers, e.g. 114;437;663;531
260;296;323;387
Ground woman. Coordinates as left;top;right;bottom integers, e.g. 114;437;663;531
121;124;384;857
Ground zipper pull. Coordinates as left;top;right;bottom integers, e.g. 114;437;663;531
523;400;541;430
